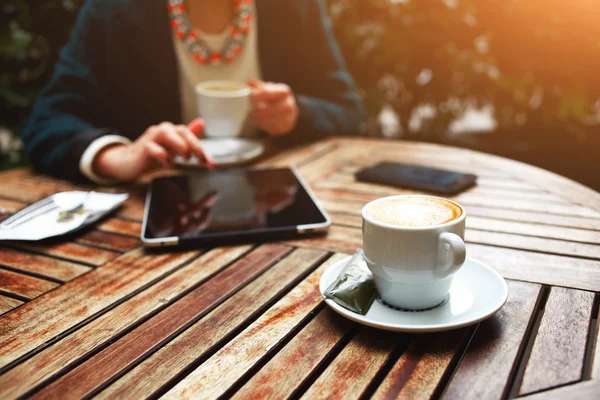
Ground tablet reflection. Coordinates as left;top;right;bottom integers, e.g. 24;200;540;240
147;170;299;238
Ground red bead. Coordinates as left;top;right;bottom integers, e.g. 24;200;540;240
167;4;175;11
231;27;239;36
189;30;198;39
226;56;235;63
170;20;179;28
210;54;222;62
233;46;242;55
242;26;250;34
244;14;252;22
234;1;241;8
176;30;186;39
194;53;206;64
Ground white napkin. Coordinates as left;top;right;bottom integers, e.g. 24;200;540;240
0;191;129;241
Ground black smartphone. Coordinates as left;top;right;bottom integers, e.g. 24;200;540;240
355;162;477;195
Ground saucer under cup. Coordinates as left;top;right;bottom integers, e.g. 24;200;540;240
320;256;508;332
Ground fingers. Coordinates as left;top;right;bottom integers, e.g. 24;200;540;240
142;121;215;170
250;83;291;104
175;125;216;169
144;141;171;168
251;99;295;120
188;118;205;136
153;122;190;158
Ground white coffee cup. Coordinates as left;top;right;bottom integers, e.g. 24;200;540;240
362;195;467;310
195;80;251;138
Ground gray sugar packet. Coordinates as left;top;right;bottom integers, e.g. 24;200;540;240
325;249;377;315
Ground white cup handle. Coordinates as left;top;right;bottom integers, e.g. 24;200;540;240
436;232;466;278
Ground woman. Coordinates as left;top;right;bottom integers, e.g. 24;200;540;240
22;0;364;184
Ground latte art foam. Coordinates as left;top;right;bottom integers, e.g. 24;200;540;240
367;197;462;227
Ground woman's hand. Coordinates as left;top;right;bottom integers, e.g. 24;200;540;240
93;118;214;182
248;79;299;136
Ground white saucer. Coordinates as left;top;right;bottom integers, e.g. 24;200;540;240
175;138;264;168
320;256;508;333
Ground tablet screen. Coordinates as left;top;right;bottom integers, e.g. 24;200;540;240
144;168;329;240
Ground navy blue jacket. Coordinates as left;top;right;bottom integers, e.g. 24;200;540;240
22;0;364;182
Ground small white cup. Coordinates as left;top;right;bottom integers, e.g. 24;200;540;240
362;195;467;310
195;80;251;138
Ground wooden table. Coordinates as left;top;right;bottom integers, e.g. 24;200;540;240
0;137;599;399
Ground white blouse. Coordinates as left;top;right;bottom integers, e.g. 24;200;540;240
79;6;262;184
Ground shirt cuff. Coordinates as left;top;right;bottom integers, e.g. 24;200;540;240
79;135;132;185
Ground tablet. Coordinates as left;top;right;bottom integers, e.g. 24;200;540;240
141;167;331;247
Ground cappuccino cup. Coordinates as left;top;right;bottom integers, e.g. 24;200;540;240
195;80;251;138
362;195;466;310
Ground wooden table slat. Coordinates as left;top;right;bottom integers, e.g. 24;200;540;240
161;253;347;400
0;245;251;400
466;243;600;292
0;247;91;282
95;218;142;237
300;327;399;399
372;328;470;400
12;242;120;267
443;281;542;399
322;198;600;232
96;248;331;400
29;244;292;400
519;287;595;395
0;248;200;370
0;294;23;315
315;187;600;220
231;308;353;400
0;269;59;300
74;230;141;253
465;230;600;260
327;210;600;246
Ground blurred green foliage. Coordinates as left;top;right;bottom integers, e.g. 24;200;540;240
328;0;600;141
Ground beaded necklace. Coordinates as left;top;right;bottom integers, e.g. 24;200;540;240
167;0;253;66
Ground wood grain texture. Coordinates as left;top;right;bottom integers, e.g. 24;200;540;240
321;198;600;231
258;139;338;168
232;308;353;400
0;245;251;400
467;243;600;291
74;230;141;252
443;280;542;399
519;287;595;395
463;205;600;231
0;247;90;282
467;144;600;211
96;218;142;237
301;327;399;399
518;380;600;400
31;244;292;400
114;188;147;222
162;253;348;400
328;208;600;245
465;229;600;259
0;248;200;369
0;198;27;213
372;329;469;400
12;241;119;266
99;249;335;400
0;295;23;315
315;186;600;220
467;216;600;244
285;225;362;254
0;269;58;299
